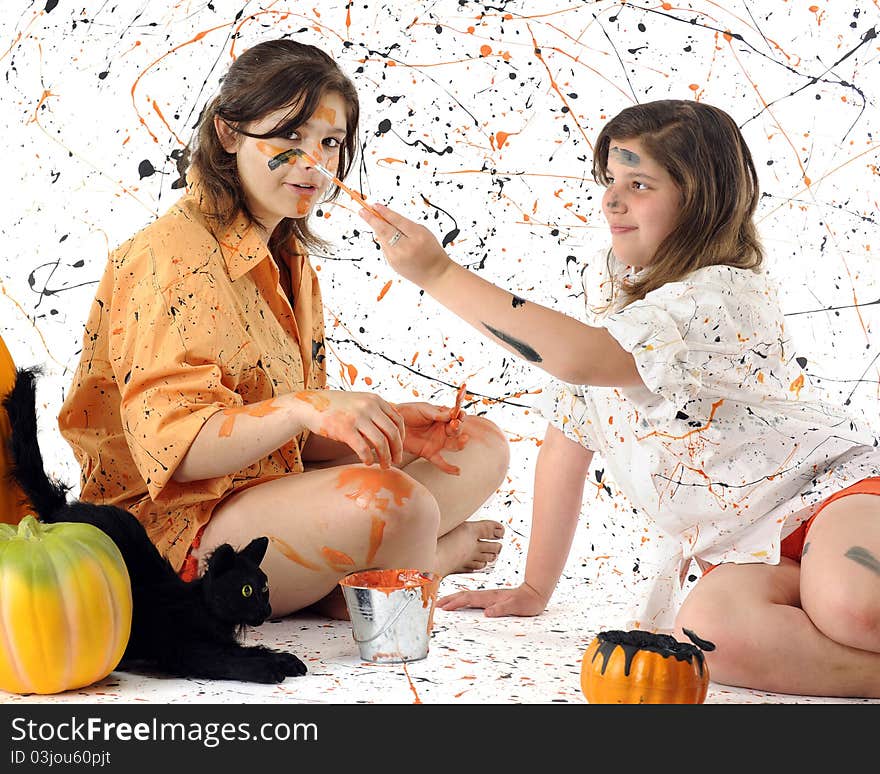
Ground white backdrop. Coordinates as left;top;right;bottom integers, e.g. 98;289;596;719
2;1;878;607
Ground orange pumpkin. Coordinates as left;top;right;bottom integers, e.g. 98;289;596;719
0;336;31;525
581;628;714;704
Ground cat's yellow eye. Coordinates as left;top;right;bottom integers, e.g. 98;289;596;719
242;584;253;598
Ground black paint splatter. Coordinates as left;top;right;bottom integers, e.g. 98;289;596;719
138;159;156;179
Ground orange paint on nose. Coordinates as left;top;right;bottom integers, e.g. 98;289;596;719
366;515;385;564
218;399;281;437
294;391;331;410
269;535;321;571
312;104;337;124
335;467;413;511
321;546;355;570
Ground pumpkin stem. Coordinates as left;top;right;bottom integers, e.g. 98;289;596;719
16;513;43;540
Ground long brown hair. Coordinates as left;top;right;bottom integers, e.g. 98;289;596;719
592;99;763;308
178;39;360;252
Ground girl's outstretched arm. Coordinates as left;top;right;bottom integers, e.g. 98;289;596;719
438;423;592;617
360;204;643;388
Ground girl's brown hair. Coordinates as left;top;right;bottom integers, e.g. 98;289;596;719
592;99;763;308
178;39;360;252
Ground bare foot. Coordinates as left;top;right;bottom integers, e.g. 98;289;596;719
302;585;351;621
436;520;504;576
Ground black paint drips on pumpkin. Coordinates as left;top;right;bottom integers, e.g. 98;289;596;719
591;629;708;677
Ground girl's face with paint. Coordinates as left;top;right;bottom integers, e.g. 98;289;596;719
215;90;348;236
601;136;682;268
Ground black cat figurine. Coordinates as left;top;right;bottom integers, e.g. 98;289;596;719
3;367;306;684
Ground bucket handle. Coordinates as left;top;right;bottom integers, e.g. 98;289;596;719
352;593;418;644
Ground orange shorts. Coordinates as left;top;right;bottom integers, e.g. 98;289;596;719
704;476;880;575
178;524;207;583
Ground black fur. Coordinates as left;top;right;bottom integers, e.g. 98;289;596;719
3;367;306;684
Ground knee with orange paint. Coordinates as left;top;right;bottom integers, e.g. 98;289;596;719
332;464;440;540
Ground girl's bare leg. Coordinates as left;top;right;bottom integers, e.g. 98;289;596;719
674;495;880;697
401;414;510;573
194;464;441;617
193;415;510;618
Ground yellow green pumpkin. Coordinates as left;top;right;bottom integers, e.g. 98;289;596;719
0;335;31;525
581;628;713;704
0;515;132;694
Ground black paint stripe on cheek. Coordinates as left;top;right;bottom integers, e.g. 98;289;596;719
844;546;880;577
482;323;542;362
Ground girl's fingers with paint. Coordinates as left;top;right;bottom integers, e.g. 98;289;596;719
358;204;452;287
289;390;405;468
394;401;467;475
436;583;547;618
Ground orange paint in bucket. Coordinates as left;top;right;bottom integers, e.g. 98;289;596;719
339;569;439;663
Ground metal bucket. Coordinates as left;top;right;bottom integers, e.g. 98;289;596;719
339;569;440;663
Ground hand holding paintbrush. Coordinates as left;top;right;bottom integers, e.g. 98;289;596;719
266;147;404;235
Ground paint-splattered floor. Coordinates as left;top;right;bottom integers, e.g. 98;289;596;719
5;570;877;705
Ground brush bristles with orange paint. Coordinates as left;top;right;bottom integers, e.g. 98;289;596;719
267;147;402;232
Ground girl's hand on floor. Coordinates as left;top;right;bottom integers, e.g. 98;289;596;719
395;401;467;475
358;203;452;288
436;583;548;617
290;389;405;468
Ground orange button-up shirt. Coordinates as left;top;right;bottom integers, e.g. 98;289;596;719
58;177;327;571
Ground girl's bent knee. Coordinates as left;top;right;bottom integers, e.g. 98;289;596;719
806;590;880;652
461;415;510;478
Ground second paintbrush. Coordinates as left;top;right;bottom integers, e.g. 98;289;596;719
266;147;403;234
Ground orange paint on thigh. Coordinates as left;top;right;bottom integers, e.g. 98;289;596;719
366;515;385;564
270;535;322;571
335;467;413;511
321;546;355;571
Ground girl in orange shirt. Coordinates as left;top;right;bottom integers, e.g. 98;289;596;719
59;39;509;619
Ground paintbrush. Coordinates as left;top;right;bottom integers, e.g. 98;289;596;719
449;382;467;431
267;147;404;233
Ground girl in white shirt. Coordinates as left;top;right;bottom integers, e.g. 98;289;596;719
358;99;880;698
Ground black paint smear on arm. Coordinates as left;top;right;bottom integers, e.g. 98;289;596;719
482;323;543;363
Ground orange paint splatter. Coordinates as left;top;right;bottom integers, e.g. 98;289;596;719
270;535;322;571
335;467;413;511
377;279;393;301
479;44;492;57
294;391;331;410
789;373;804;399
321;546;355;570
403;662;422;704
218;399;281;437
256;140;292;160
636;399;724;442
366;515;386;564
313;103;337;124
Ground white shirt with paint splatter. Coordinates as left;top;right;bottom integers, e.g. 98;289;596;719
537;254;880;631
